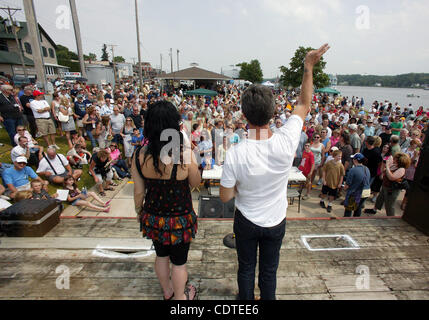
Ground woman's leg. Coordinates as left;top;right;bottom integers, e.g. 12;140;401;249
87;191;108;206
171;264;189;300
65;131;73;149
86;130;97;149
155;256;174;300
74;200;107;212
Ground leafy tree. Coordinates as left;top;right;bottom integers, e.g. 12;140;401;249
280;46;330;89
101;44;109;61
113;56;126;63
337;73;429;88
55;45;80;72
237;60;263;83
84;53;97;61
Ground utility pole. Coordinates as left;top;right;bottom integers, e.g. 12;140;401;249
107;44;118;85
69;0;87;79
1;6;28;78
22;0;47;91
169;48;173;73
177;49;180;71
134;0;143;92
160;53;162;74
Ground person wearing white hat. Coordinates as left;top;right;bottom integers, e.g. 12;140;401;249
2;156;48;199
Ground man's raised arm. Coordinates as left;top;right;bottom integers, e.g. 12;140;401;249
293;44;330;122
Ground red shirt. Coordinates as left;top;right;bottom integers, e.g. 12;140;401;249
299;151;315;177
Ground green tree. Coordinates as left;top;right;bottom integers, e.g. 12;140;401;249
237;60;263;83
280;46;330;89
101;44;109;61
113;56;126;63
56;45;80;72
84;53;97;61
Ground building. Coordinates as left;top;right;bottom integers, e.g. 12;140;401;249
0;18;69;80
329;74;338;87
134;62;158;79
116;62;133;79
85;64;115;86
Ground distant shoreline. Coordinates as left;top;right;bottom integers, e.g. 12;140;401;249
336;85;429;90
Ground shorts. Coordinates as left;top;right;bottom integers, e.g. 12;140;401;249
94;171;113;185
47;172;69;183
153;241;191;266
322;185;338;197
36;118;56;136
76;119;84;128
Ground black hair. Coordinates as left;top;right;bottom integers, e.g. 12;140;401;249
143;101;183;176
241;85;274;126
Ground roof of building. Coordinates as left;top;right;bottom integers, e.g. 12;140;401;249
0;19;57;49
157;67;232;81
0;50;34;66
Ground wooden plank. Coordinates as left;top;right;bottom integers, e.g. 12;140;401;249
379;273;429;291
331;292;398;300
322;275;391;293
0;238;153;250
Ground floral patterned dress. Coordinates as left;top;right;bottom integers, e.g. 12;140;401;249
138;163;197;246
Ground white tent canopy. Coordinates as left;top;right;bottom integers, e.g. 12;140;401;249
262;81;275;87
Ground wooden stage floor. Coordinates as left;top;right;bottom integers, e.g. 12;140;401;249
1;218;428;300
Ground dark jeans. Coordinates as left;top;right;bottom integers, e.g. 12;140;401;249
344;198;367;217
86;130;98;149
112;159;129;178
234;209;286;300
112;134;123;145
3;117;23;147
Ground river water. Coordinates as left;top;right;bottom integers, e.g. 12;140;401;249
335;86;429;111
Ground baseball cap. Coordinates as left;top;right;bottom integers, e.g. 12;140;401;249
351;153;365;162
381;122;389;126
15;156;27;164
33;90;45;97
77;94;84;99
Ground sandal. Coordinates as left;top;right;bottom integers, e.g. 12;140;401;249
105;187;115;191
99;191;106;197
184;284;197;301
164;293;174;301
110;182;119;187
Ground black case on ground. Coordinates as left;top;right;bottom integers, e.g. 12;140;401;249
0;199;63;237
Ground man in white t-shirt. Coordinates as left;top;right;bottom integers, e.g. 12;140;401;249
30;90;58;149
220;44;330;300
37;147;82;185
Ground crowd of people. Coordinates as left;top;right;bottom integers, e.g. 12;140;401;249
0;77;427;217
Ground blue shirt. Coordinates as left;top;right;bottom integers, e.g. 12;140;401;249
364;126;375;137
74;101;87;119
346;165;370;195
131;133;144;149
3;166;38;188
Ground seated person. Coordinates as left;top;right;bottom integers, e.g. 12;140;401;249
64;175;111;213
89;149;118;197
70;130;87;149
106;142;131;179
14;190;34;202
67;143;92;169
11;136;43;167
2;157;49;200
14;126;41;151
31;180;58;200
131;127;144;150
202;155;215;171
36;147;82;185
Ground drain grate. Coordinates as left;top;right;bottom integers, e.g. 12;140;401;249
301;235;360;252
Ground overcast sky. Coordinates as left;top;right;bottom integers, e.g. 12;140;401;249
4;0;429;78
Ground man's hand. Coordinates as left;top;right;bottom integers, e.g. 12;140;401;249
0;116;4;122
304;44;331;68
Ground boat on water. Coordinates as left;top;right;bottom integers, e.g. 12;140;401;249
407;94;420;98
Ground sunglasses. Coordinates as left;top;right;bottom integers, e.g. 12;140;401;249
314;136;321;139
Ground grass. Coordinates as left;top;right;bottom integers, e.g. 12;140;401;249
0;126;96;196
